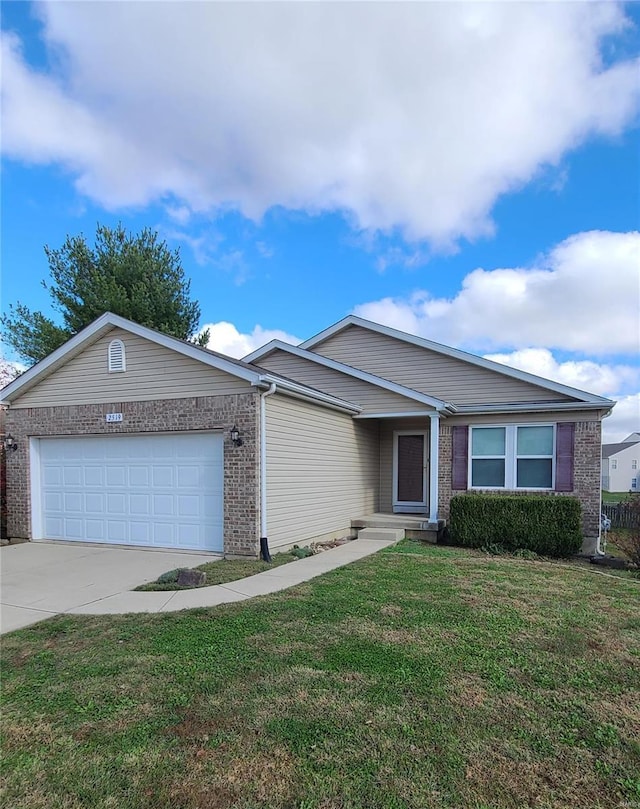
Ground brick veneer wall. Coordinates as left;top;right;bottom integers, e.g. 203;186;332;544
437;420;602;539
5;393;261;556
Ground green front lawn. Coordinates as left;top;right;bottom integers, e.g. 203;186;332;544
135;551;296;590
2;542;639;809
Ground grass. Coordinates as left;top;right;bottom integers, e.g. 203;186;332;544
2;541;640;809
135;552;296;591
601;491;632;505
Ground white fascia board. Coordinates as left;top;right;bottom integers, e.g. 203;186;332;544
1;312;261;403
246;340;450;412
454;401;613;415
256;376;362;414
300;315;611;406
353;410;437;419
244;340;280;363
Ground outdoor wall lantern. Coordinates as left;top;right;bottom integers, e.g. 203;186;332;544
230;425;243;447
3;434;18;453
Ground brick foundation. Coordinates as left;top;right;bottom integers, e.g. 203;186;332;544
438;420;601;539
5;394;260;556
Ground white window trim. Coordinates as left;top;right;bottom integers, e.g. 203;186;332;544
632;460;638;470
108;338;126;373
468;423;556;491
611;459;618;470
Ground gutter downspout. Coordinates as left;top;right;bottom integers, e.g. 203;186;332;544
259;383;277;562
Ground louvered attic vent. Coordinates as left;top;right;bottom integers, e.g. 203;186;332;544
108;339;126;373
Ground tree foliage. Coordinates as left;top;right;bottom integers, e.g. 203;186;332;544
2;223;208;365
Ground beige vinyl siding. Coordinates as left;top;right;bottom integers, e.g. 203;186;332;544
446;409;605;425
314;325;574;405
257;349;431;414
12;328;250;407
379;417;433;513
265;394;379;548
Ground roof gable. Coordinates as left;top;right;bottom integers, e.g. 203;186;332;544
1;313;260;404
602;440;640;459
252;345;441;415
1;313;361;414
300;316;613;407
245;340;451;411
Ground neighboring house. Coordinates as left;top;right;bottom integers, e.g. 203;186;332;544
601;434;640;492
1;313;614;557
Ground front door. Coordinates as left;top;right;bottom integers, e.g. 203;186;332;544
393;431;428;514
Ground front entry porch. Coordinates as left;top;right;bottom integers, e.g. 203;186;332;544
351;512;443;544
358;412;440;523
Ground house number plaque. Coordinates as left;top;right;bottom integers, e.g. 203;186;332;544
105;413;123;423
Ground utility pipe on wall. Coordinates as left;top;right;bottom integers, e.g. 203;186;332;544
259;383;277;562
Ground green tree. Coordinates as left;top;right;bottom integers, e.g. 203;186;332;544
2;223;209;365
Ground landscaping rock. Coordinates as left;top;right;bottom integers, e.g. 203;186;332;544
177;568;207;587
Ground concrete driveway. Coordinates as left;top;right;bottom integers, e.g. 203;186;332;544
0;542;219;634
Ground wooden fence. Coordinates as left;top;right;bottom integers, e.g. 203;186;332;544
602;503;640;530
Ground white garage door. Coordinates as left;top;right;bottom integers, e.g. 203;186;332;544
36;433;223;552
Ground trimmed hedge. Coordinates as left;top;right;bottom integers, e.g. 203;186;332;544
448;493;582;557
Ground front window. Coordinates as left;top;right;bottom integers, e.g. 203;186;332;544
470;424;554;490
632;460;638;470
471;427;506;487
517;426;554;488
611;459;618;470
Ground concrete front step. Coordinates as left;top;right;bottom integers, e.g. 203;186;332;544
356;527;406;542
352;514;434;531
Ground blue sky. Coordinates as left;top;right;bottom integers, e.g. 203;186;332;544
1;1;639;440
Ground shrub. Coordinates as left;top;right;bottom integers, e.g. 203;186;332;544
449;493;582;557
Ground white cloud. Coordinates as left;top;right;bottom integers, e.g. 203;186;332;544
482;346;639;444
200;322;300;360
354;231;640;356
602;394;640;443
2;3;639;242
482;348;639;398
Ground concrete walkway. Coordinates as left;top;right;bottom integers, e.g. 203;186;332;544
1;538;396;634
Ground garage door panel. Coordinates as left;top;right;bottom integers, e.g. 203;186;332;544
129;522;150;544
86;520;104;540
107;520;127;542
152;466;174;487
106;467;126;486
177;465;200;487
106;493;127;515
64;493;83;512
65;519;84;538
44;492;63;511
130;494;150;515
45;517;63;536
177;525;200;547
153;523;175;545
63;467;82;486
84;493;104;513
37;434;223;552
129;467;149;486
84;467;103;486
43;467;62;485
